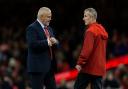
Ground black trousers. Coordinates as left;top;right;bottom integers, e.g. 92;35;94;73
29;70;57;89
74;72;102;89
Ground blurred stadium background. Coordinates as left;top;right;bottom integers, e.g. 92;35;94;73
0;0;128;89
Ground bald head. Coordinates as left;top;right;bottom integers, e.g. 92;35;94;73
37;7;52;26
37;7;51;19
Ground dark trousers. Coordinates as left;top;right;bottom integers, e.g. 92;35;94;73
74;72;102;89
29;70;57;89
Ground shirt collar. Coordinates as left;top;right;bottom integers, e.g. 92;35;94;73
37;19;45;29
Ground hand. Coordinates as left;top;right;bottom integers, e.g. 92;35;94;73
50;37;58;44
47;37;52;46
75;65;81;72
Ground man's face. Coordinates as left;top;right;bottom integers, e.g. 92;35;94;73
83;11;92;25
40;12;52;26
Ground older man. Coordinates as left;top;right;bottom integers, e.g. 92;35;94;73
26;7;58;89
74;8;108;89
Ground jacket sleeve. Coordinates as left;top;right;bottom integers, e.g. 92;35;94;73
26;26;49;50
77;31;95;66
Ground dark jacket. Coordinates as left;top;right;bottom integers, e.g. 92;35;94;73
26;20;56;73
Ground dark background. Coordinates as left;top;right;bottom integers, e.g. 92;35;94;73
0;0;128;33
0;0;128;89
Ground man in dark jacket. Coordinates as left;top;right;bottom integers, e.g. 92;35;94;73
26;7;58;89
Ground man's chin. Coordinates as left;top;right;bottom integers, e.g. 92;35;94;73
46;23;50;26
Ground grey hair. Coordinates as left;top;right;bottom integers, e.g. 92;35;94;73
84;8;97;19
37;7;51;19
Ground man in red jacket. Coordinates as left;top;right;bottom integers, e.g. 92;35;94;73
74;8;108;89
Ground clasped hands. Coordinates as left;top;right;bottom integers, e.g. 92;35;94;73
47;37;58;46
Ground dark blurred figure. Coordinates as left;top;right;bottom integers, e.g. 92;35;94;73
103;71;120;89
115;64;128;89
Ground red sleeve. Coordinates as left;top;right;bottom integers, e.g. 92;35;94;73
77;31;95;66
